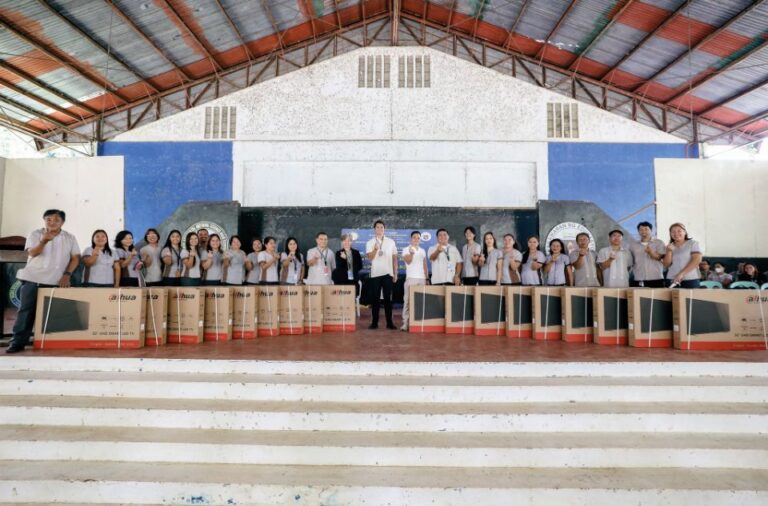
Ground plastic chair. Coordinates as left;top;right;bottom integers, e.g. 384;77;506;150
700;280;722;289
762;283;768;291
730;281;760;290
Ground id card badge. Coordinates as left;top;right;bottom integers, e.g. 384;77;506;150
288;272;298;284
347;270;354;280
446;263;455;276
323;266;331;275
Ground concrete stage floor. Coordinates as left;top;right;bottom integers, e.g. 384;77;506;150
5;309;768;363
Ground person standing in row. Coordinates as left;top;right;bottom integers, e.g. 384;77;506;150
569;233;600;287
202;234;224;285
366;220;398;330
114;230;141;287
400;231;428;331
180;232;202;286
663;223;702;289
501;234;522;285
222;235;246;286
280;237;305;286
244;238;263;285
140;228;163;286
332;234;362;291
520;236;545;286
429;229;462;286
306;232;335;285
161;230;183;286
629;221;666;288
256;236;280;285
478;232;503;285
7;209;80;354
82;230;118;287
461;227;481;286
543;238;572;286
598;230;633;288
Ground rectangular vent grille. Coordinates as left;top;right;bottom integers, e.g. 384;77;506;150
398;55;431;88
358;55;391;88
547;103;579;138
204;106;236;139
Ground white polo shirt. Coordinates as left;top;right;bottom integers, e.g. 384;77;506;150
366;236;397;278
17;228;80;285
402;245;427;280
306;247;335;285
428;243;461;284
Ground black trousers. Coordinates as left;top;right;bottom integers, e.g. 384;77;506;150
11;281;56;348
369;274;394;326
631;279;665;288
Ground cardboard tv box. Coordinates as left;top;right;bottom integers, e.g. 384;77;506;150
593;288;629;346
203;286;234;342
561;287;594;343
257;285;280;337
506;286;533;338
532;287;562;340
279;285;304;335
144;287;168;346
322;285;356;332
303;285;323;334
627;288;673;348
474;286;506;336
167;287;205;344
231;286;258;339
672;289;768;350
34;288;146;349
444;286;474;334
408;285;445;333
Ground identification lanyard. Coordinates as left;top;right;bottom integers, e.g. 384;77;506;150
375;237;384;257
319;248;328;266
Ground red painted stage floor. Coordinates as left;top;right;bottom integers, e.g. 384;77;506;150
4;310;768;363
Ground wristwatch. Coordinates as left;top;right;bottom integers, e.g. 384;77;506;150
63;271;72;276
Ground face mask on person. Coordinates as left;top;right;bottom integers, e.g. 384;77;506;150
715;267;724;274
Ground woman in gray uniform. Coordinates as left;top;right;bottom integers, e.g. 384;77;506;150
543;238;572;286
139;228;163;286
500;233;522;285
244;238;263;285
223;235;246;286
461;226;481;286
114;230;141;287
258;236;280;285
161;230;183;286
201;233;224;286
521;236;546;286
180;232;202;287
82;229;119;287
280;237;305;285
478;232;503;285
663;223;703;289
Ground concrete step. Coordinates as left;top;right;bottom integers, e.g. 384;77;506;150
1;426;767;469
1;396;765;433
1;461;767;505
1;370;766;403
3;356;768;378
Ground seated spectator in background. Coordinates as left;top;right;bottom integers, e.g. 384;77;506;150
597;230;633;288
663;223;702;289
729;262;745;281
707;262;732;287
737;263;767;285
699;260;711;281
629;221;665;288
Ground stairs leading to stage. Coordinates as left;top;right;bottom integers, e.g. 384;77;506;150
0;357;767;505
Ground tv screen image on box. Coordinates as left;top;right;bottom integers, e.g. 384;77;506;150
603;296;628;331
413;293;445;321
41;296;90;334
450;292;474;321
685;298;731;334
539;295;562;327
570;295;594;329
480;293;506;324
639;297;673;333
511;294;532;325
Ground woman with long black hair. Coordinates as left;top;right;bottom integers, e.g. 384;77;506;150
258;236;281;285
244;238;264;285
161;229;183;286
280;237;305;285
521;236;546;286
478;232;503;286
82;229;119;287
201;233;224;286
222;235;246;286
180;231;202;286
114;230;141;287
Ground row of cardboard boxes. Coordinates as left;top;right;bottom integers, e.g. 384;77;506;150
408;285;768;350
32;285;356;349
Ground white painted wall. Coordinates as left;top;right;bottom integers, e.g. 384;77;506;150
655;159;768;257
1;156;124;248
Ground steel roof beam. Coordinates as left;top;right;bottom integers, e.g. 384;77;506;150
568;0;636;70
211;0;254;61
260;0;288;53
0;76;82;121
697;75;768;117
535;0;579;59
157;0;222;71
701;108;768;143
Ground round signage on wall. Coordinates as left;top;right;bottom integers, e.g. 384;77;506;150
183;221;229;250
8;280;21;308
545;222;596;255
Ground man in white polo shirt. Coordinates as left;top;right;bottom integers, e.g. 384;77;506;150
306;232;335;285
597;229;633;288
365;220;398;329
428;229;463;286
400;230;428;331
7;209;80;354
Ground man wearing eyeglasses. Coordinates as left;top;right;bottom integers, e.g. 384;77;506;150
428;228;463;286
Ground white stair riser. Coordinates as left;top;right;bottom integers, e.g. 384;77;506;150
1;480;765;506
2;407;765;433
1;441;766;469
2;380;766;403
3;357;768;378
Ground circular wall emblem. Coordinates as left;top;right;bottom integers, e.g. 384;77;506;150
545;222;596;255
9;280;21;308
183;221;229;250
420;232;432;242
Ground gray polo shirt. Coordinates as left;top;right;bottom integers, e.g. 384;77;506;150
597;246;633;288
544;253;571;286
461;243;482;278
501;249;523;284
140;244;162;283
521;250;545;286
479;249;504;282
205;250;223;281
161;246;183;278
629;239;666;281
17;228;80;285
306;247;335;285
180;249;201;279
224;250;246;284
666;240;702;281
245;252;261;284
116;248;140;279
258;251;279;283
280;252;303;285
82;247;117;285
569;250;600;287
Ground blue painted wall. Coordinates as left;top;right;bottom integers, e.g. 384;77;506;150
98;142;233;236
547;143;696;230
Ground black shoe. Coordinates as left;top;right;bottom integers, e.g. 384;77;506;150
368;323;378;329
5;344;25;354
386;323;397;330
